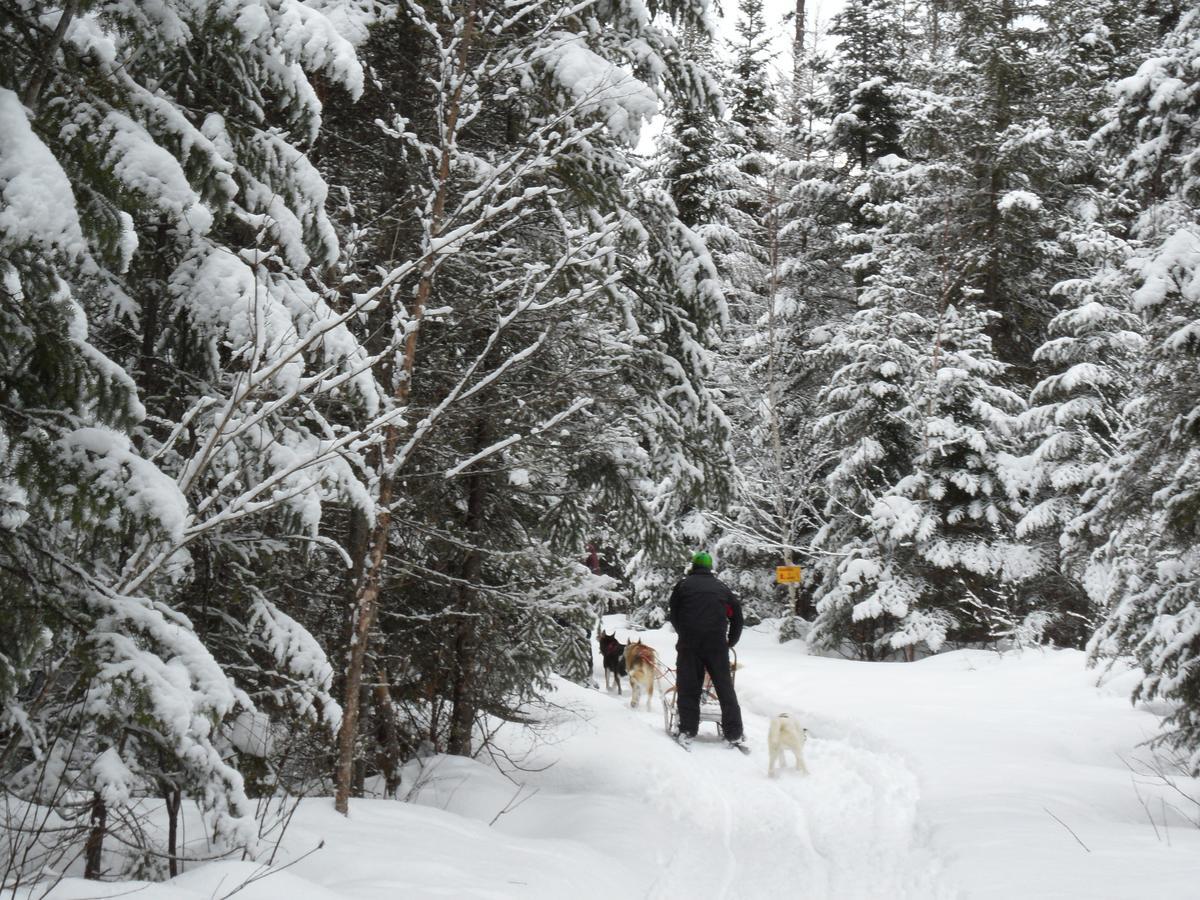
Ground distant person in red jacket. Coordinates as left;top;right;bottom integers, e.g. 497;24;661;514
668;551;745;750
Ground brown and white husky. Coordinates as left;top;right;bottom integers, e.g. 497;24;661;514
623;640;657;710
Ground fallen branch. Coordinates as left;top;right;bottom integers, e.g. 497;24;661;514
215;839;325;900
488;784;539;827
1043;807;1090;853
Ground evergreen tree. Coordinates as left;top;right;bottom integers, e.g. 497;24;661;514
661;30;726;230
889;0;1109;381
804;0;1158;649
1014;214;1144;646
805;289;934;655
1002;0;1158;645
807;136;1031;656
655;0;834;623
1;0;378;869
729;0;776;167
825;0;910;169
317;0;732;807
810;295;1029;656
1084;8;1200;774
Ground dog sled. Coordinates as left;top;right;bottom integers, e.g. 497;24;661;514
661;647;738;738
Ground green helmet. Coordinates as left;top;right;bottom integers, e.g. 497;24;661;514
692;550;713;569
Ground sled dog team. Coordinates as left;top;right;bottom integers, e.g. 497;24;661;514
597;629;808;778
598;630;657;712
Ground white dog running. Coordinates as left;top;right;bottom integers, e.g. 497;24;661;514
767;713;808;777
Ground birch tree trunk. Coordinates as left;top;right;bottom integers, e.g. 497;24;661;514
333;0;480;816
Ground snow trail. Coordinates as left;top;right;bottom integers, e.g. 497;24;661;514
523;619;960;900
33;623;1200;899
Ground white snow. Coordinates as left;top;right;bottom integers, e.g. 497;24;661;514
0;88;86;256
30;621;1200;900
1131;226;1200;311
537;33;659;145
100;108;210;229
91;747;135;807
226;710;275;758
229;0;365;100
997;190;1042;213
57;426;188;542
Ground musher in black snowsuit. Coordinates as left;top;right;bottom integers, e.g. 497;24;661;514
668;551;745;745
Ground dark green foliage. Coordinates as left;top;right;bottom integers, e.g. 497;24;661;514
826;0;908;169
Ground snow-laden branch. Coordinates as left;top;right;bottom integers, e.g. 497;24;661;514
444;434;523;478
443;397;594;478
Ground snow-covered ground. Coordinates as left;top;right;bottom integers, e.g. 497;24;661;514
33;620;1200;900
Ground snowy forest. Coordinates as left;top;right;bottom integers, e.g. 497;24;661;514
2;0;1200;895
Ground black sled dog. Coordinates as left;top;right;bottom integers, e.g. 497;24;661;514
598;630;627;694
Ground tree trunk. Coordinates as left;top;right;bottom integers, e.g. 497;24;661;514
764;178;800;617
353;754;366;796
446;618;477;756
333;526;390;814
83;792;106;880
372;672;403;798
447;419;489;757
164;785;182;878
794;0;806;66
333;0;480;815
791;0;806;123
137;226;163;388
21;0;79;111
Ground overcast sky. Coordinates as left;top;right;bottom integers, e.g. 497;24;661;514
716;0;846;68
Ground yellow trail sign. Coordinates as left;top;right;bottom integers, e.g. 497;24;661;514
776;565;802;585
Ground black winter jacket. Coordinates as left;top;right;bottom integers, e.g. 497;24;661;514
668;568;744;648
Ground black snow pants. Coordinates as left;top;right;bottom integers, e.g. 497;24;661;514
675;633;743;741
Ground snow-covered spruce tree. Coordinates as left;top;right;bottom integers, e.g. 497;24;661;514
1013;214;1145;646
729;0;775;170
751;0;920;630
814;0;914;314
1037;0;1161;135
1000;0;1160;647
806;0;1160;650
805;292;933;656
807;136;1032;657
764;4;900;621
897;0;1112;382
1084;9;1200;774
693;0;854;625
817;0;917;301
321;0;730;806
660;29;727;232
825;0;910;171
648;7;771;617
1;0;382;875
674;0;777;359
810;295;1030;657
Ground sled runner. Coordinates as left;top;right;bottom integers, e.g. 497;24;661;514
662;647;738;739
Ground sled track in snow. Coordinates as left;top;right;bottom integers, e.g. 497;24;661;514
606;686;957;899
